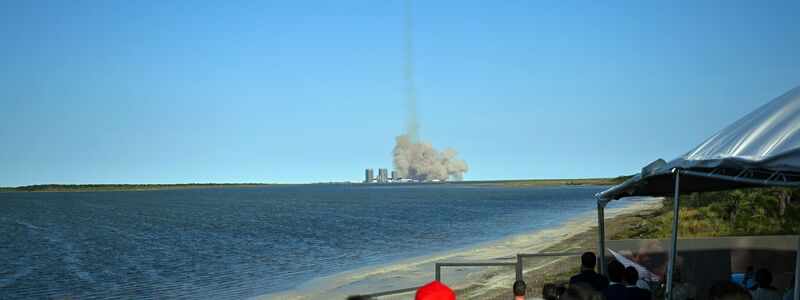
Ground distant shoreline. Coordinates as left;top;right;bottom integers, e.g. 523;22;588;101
461;176;631;187
0;183;289;193
0;176;633;193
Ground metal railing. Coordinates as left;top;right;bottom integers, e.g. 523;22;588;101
435;261;519;281
361;251;585;299
516;252;585;297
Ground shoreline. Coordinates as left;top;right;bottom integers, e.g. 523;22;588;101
0;183;289;193
0;178;630;193
257;197;663;300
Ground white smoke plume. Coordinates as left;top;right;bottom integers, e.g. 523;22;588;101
392;0;469;182
404;0;419;139
393;135;469;181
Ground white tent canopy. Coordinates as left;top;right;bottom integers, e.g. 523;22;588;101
594;85;800;300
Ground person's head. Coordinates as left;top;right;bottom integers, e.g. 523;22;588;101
607;261;625;283
624;266;639;285
346;296;370;300
581;252;597;270
542;283;558;300
755;268;773;289
709;280;753;300
513;280;527;297
415;280;455;300
563;283;603;300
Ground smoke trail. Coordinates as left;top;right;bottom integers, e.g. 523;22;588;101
404;0;419;139
392;0;468;182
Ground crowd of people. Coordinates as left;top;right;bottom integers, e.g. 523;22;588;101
346;251;794;300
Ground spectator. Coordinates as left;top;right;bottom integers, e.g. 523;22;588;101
415;280;455;300
625;266;651;300
656;268;696;300
513;280;527;300
603;261;628;300
710;280;753;300
542;283;558;300
750;269;781;300
564;283;604;300
570;252;610;291
674;268;697;300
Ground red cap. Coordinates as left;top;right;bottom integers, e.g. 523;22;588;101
415;280;456;300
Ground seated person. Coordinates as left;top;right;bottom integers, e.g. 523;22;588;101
624;266;651;300
570;252;609;291
710;280;753;300
750;269;781;300
415;280;455;300
564;282;604;300
514;280;527;300
602;261;628;300
543;283;558;300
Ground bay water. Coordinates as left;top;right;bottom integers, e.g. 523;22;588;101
0;184;628;299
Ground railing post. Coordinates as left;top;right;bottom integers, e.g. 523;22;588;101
666;170;682;300
516;254;523;281
597;199;607;275
435;263;441;281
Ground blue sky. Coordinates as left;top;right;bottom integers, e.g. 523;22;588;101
2;1;800;186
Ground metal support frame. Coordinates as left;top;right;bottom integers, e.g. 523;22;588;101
597;199;608;275
595;167;800;300
680;169;800;187
665;170;681;300
680;168;800;300
795;232;800;300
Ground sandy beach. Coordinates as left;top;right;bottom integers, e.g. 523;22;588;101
257;197;663;300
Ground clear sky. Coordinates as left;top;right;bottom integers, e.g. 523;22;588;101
2;1;800;186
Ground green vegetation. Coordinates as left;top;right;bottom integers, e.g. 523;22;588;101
0;183;285;193
617;187;800;239
470;175;634;187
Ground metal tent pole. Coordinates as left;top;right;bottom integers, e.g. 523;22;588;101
597;199;607;275
665;170;681;300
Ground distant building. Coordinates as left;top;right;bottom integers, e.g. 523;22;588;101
365;169;374;183
378;169;388;183
391;171;399;182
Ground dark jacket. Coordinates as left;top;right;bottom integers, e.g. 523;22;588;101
625;286;652;300
602;284;628;300
570;270;610;291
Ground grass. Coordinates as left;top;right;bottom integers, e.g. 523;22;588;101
469;176;633;188
614;187;800;239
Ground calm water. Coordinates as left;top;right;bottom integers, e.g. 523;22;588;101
0;184;625;299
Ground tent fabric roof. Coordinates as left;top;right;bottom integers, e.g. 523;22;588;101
597;85;800;201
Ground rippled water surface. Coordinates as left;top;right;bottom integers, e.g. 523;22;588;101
0;184;624;299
